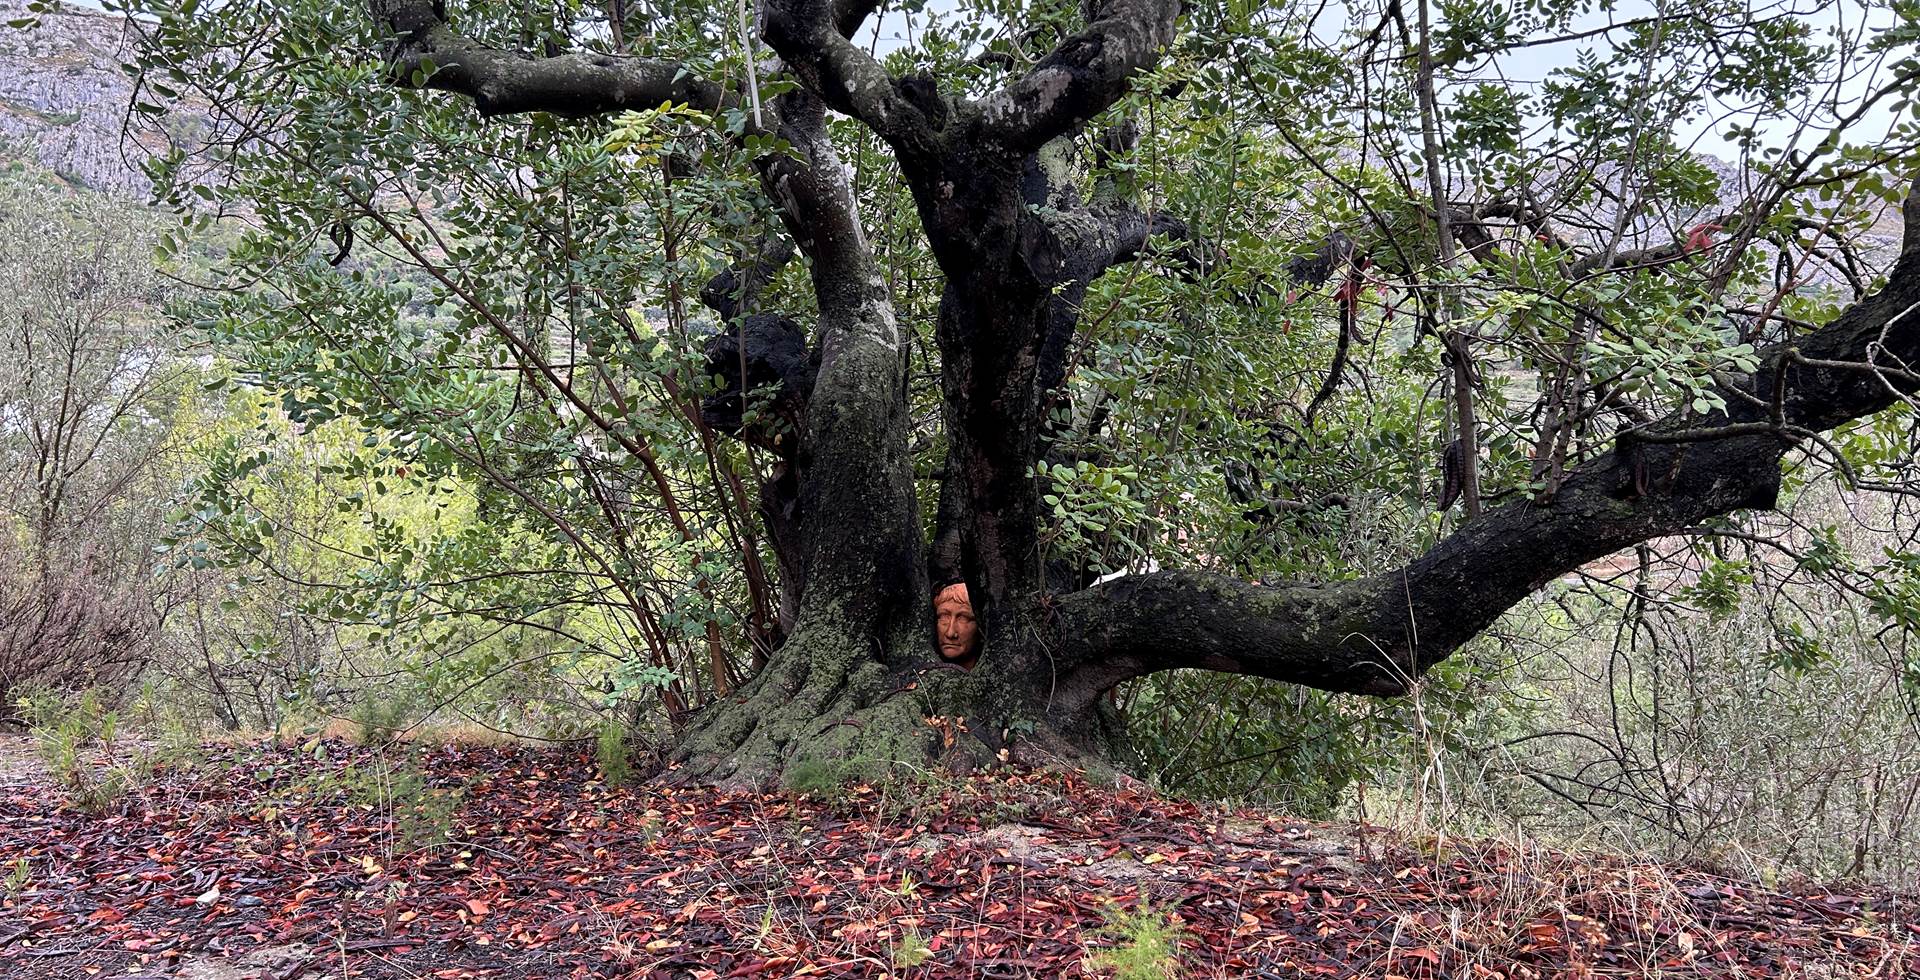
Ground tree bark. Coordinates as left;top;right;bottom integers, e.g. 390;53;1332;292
1042;184;1920;727
369;0;1920;787
666;83;936;784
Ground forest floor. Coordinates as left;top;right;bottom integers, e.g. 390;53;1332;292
0;735;1914;979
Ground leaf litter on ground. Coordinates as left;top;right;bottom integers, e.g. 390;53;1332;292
0;737;1913;978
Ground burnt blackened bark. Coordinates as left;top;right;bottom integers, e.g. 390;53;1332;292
701;235;797;323
697;312;814;632
699;314;814;450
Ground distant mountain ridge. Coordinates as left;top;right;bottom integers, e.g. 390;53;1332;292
0;0;159;196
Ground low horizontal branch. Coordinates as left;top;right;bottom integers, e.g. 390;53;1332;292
371;0;736;120
1042;175;1920;722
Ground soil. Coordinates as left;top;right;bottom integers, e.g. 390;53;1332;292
0;732;46;788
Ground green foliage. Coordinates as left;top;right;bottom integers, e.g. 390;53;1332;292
1039;461;1155;575
0;162;184;710
596;717;632;788
1126;632;1532;815
890;926;932;970
349;695;415;747
123;0;781;745
1448;84;1526;161
1868;549;1920;636
1389;491;1920;886
1679;557;1756;618
781;756;874;798
21;690;149;815
2;857;29;896
1088;900;1186;980
379;764;464;852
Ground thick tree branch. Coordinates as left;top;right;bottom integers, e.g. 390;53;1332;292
759;0;944;168
1566;210;1745;278
758;89;928;655
1107;211;1199;269
974;0;1182;154
370;0;735;119
1030;197;1197;425
1285;232;1356;288
1044;174;1920;726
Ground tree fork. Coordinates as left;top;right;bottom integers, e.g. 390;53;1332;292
368;0;1920;788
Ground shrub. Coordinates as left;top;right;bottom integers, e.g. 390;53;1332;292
891;926;932;970
348;694;414;746
23;688;149;814
0;548;152;723
341;754;465;852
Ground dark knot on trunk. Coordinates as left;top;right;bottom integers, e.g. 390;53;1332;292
700;313;817;456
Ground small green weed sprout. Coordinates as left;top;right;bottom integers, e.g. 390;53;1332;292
891;925;932;970
349;696;412;746
1089;899;1186;980
342;754;464;852
3;857;30;896
595;717;631;788
751;903;778;952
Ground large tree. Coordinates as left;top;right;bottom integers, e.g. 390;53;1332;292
127;0;1920;785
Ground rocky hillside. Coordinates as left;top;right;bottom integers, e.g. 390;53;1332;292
0;0;163;196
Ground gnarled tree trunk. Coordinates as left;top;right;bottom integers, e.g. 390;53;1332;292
373;0;1920;788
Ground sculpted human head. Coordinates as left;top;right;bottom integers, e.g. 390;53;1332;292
933;581;979;669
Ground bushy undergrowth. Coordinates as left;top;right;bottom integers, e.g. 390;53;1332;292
1424;589;1920;885
14;689;155;814
231;740;469;854
595;717;632;788
0;551;154;726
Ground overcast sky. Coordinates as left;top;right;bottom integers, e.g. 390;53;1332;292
856;0;1905;161
56;0;1906;159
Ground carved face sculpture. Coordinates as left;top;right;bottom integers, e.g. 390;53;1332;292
934;582;980;668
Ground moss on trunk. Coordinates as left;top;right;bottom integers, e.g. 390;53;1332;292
666;616;1130;790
